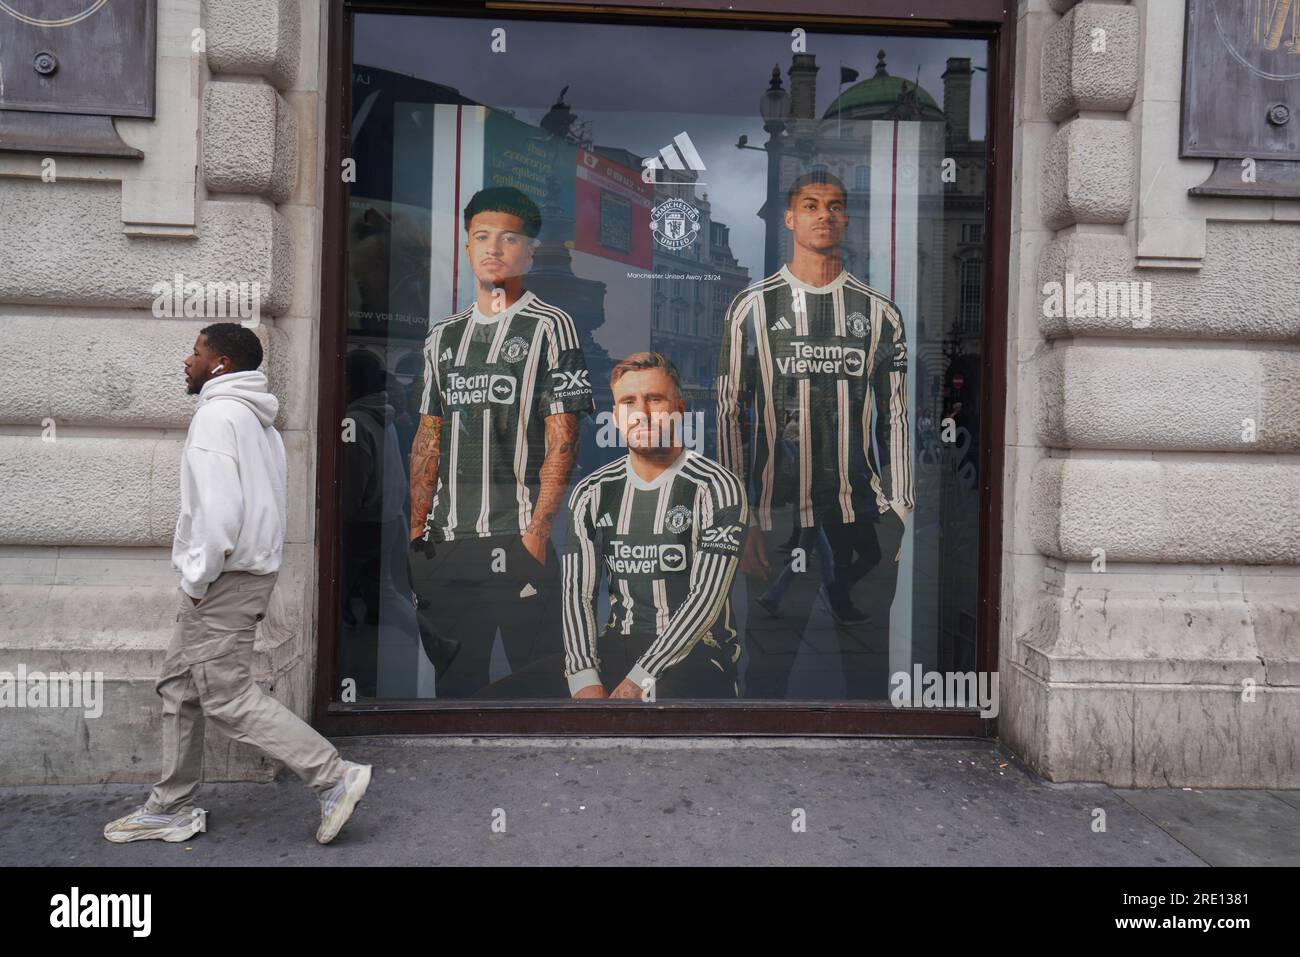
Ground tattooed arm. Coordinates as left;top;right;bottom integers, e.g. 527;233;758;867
409;413;442;541
522;412;580;564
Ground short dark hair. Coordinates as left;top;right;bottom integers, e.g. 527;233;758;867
463;187;542;238
610;351;682;402
787;169;848;208
200;322;263;372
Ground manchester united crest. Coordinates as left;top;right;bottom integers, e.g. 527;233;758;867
650;198;701;251
665;504;692;534
502;336;529;363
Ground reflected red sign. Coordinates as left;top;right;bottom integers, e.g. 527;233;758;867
574;149;654;267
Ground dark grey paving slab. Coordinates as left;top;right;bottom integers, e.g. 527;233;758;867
1116;788;1300;867
0;738;1205;867
1267;790;1300;812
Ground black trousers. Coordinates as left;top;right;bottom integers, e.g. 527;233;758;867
742;511;904;700
477;631;737;700
408;533;561;698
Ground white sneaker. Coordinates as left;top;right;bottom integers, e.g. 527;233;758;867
104;805;207;844
316;762;372;845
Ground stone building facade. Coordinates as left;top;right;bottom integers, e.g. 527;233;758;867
1001;0;1299;787
0;0;1295;788
0;0;321;785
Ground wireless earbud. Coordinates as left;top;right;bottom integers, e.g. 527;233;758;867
212;364;225;373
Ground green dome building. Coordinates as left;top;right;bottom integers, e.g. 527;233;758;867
823;50;947;123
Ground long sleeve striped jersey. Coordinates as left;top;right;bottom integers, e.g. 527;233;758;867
561;449;747;695
418;291;594;541
715;265;913;531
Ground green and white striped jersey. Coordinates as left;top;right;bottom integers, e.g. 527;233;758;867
419;291;593;540
716;266;913;531
561;449;747;694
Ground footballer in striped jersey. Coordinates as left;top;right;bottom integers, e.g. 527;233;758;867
715;170;913;699
407;187;593;697
563;353;747;700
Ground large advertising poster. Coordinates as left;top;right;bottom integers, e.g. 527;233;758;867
341;15;991;713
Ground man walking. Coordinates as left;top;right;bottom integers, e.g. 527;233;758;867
105;323;371;845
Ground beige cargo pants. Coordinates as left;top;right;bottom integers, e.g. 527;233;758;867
146;570;345;813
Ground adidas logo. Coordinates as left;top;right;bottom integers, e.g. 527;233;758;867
596;513;613;527
439;348;453;362
641;131;707;184
770;316;792;332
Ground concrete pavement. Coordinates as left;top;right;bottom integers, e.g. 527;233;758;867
2;737;1296;866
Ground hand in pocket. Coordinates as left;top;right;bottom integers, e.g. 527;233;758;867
519;532;548;568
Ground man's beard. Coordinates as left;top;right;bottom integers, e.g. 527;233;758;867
629;438;681;463
624;416;679;453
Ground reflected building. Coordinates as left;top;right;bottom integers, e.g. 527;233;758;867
760;50;986;427
647;183;750;422
346;71;752;478
535;92;751;459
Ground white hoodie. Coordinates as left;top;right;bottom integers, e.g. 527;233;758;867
173;370;288;599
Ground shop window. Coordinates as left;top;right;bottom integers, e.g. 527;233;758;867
336;9;992;711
